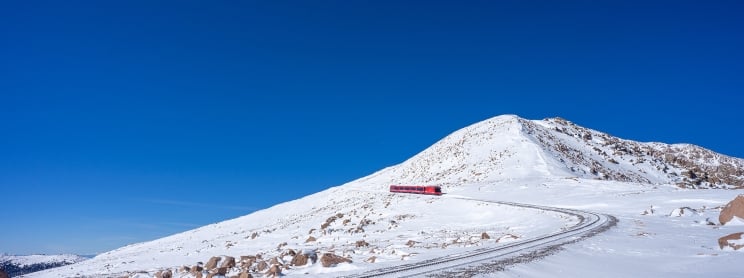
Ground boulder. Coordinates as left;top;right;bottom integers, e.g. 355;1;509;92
205;256;222;270
191;265;204;273
266;264;281;278
355;240;369;247
306;236;317;243
162;270;173;278
220;256;236;268
238;272;253;278
256;261;268;272
481;232;491;239
720;195;744;225
320;253;352;267
217;267;228;275
291;253;309;266
718;232;744;250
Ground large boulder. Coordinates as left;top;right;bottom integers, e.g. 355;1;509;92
205;256;222;270
718;232;744;250
320;253;352;267
719;195;744;225
291;253;309;266
220;256;236;268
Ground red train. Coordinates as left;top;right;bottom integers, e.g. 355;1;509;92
389;185;443;196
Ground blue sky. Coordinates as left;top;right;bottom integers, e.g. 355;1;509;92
1;1;743;255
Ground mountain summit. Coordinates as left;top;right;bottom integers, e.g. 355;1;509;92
25;115;744;278
352;115;744;189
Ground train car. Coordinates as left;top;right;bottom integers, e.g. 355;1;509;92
389;185;442;196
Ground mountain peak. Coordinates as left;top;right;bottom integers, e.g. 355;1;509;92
351;114;744;189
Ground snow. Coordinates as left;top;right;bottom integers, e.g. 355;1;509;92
0;254;87;267
21;114;744;278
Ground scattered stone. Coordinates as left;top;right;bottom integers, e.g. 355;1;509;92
320;253;352;267
205;256;222;270
266;264;281;278
720;195;744;225
718;232;744;250
406;240;416;247
220;256;236;268
291;252;309;266
256;261;268;272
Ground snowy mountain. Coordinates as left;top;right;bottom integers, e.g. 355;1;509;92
0;254;87;277
24;115;744;278
355;115;744;189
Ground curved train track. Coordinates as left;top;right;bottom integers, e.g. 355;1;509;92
341;196;617;278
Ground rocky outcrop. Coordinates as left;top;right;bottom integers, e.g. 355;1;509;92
720;195;744;225
205;256;221;270
220;256;236;268
718;232;744;250
266;264;281;278
320;253;352;267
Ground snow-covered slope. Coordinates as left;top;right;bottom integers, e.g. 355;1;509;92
24;115;744;278
1;254;87;277
353;115;744;189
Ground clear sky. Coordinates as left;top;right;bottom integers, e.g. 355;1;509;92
1;1;742;255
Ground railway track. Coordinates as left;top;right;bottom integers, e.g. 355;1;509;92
340;197;617;278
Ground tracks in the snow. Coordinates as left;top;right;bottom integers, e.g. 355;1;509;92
340;196;616;278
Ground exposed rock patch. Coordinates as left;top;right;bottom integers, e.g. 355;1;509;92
720;195;744;225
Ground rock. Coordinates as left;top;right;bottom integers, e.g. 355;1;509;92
194;272;203;278
365;256;377;263
256;261;268;272
306;236;317;243
266;264;282;278
0;269;7;278
355;240;369;247
191;265;204;273
405;240;416;247
291;253;309;266
320;253;352;267
718;232;744;250
220;256;236;268
205;256;222;270
162;270;173;278
669;207;698;217
239;272;253;278
217;267;228;275
481;232;490;239
720;195;744;225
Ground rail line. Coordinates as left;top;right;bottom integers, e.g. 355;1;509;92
340;196;616;278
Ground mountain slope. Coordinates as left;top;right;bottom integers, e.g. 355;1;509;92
24;114;744;278
352;115;744;189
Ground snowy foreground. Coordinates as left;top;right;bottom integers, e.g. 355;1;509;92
23;115;744;277
25;180;743;278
